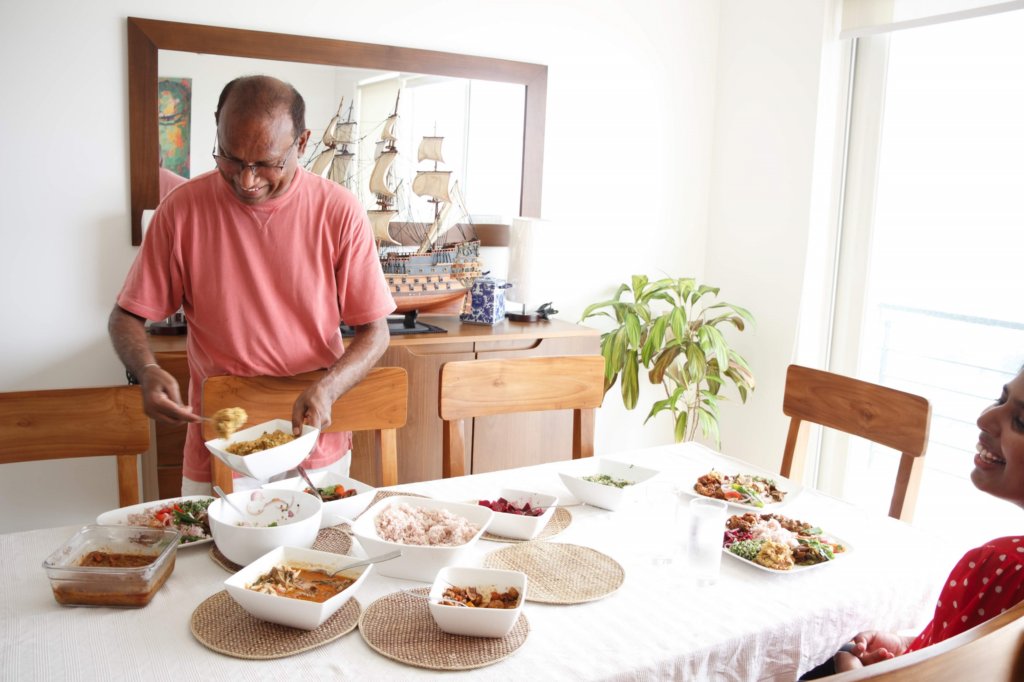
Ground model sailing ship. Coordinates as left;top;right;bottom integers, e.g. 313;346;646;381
309;93;481;315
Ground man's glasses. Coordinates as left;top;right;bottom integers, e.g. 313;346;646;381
212;135;300;179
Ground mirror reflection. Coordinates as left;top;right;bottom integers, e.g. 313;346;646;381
157;50;525;224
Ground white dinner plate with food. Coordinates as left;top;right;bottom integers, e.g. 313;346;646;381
720;512;850;574
96;495;215;546
681;468;801;512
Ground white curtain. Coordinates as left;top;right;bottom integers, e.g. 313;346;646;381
841;0;1024;37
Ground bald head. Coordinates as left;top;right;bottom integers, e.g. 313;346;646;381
215;75;306;138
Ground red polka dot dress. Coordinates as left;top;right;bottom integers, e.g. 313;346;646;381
906;536;1024;652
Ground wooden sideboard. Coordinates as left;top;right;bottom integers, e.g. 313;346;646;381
145;316;600;499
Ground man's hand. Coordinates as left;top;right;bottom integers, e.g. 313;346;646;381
140;364;202;425
292;377;336;433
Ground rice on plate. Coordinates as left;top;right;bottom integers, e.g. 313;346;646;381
375;502;480;546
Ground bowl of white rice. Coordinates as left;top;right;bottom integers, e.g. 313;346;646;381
350;496;494;582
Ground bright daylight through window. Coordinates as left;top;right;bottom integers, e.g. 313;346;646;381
836;9;1024;546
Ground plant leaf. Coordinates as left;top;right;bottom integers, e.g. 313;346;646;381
624;311;642;349
685;343;707;384
674;410;688;442
620;349;639;410
649;345;682;385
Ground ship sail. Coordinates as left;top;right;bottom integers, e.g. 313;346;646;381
417;136;445;163
327;150;354;186
368;209;400;245
369;150;398;199
417;180;466;253
412;170;453;204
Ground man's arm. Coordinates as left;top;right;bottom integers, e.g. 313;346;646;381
108;305;200;425
291;316;390;433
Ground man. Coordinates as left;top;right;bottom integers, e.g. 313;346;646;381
109;75;395;495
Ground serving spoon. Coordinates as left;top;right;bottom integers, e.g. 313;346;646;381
324;549;402;578
212;485;249;518
295;465;322;501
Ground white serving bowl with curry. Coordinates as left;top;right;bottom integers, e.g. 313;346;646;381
224;545;372;630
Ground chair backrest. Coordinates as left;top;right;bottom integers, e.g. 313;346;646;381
202;367;408;492
780;364;931;521
438;355;605;478
828;598;1024;681
0;385;148;508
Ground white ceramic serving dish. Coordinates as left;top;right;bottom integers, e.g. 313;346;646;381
204;419;319;480
224;546;371;630
427;566;527;638
476;488;557;541
721;515;852;574
264;471;375;528
96;495;214;546
350;495;493;582
208;488;322;566
680;469;801;512
558;459;659;511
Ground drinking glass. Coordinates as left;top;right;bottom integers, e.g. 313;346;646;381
687;497;728;585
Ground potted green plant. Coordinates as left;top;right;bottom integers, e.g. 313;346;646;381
580;275;755;446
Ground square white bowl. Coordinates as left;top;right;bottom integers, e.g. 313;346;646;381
265;472;375;528
224;546;371;630
558;459;659;511
205;419;319;480
476;488;557;540
350;496;493;582
428;566;527;638
208;489;322;566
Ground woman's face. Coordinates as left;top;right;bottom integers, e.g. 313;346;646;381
972;370;1024;507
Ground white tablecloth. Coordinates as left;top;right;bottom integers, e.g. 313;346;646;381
0;443;947;681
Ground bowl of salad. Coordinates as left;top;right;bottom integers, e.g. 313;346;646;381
208;488;322;566
558;459;658;511
96;495;214;546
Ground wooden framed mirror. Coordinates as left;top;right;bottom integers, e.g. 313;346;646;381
127;17;547;245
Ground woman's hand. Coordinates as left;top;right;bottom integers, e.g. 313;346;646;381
851;630;912;664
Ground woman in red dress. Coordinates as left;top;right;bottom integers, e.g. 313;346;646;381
802;366;1024;678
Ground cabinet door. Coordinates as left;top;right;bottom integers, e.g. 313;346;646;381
351;342;474;485
470;335;600;474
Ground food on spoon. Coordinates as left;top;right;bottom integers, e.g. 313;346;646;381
247;564;356;603
722;512;845;570
582;473;634;488
693;470;786;507
375;502;480;546
305;484;358;502
439;584;521;609
212;407;248;438
477;497;545;516
225;429;295;455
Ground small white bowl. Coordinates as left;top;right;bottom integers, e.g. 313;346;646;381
558;459;659;511
265;472;375;528
205;419;319;480
428;566;527;638
476;488;557;541
224;546;371;630
350;496;493;582
208;489;322;566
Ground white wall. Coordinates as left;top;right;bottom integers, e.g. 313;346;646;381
0;0;731;530
703;1;837;471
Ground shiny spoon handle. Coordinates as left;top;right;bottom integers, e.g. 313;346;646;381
327;549;402;577
212;485;248;517
295;465;322;501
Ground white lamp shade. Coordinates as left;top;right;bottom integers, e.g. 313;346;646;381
507;217;545;307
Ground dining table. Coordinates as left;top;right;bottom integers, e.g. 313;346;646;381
0;442;952;681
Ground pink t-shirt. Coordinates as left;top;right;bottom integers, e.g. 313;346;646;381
117;167;395;482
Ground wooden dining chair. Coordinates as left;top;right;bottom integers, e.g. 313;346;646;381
0;385;148;507
827;598;1024;681
780;364;932;522
438;355;606;478
202;367;408;492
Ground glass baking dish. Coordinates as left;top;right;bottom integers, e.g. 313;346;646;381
42;524;180;607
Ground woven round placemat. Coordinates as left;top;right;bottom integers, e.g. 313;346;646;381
190;590;360;659
209;524;354;573
483;507;573;543
358;588;529;671
484;542;624;604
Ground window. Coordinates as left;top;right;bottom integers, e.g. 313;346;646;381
825;8;1024;544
